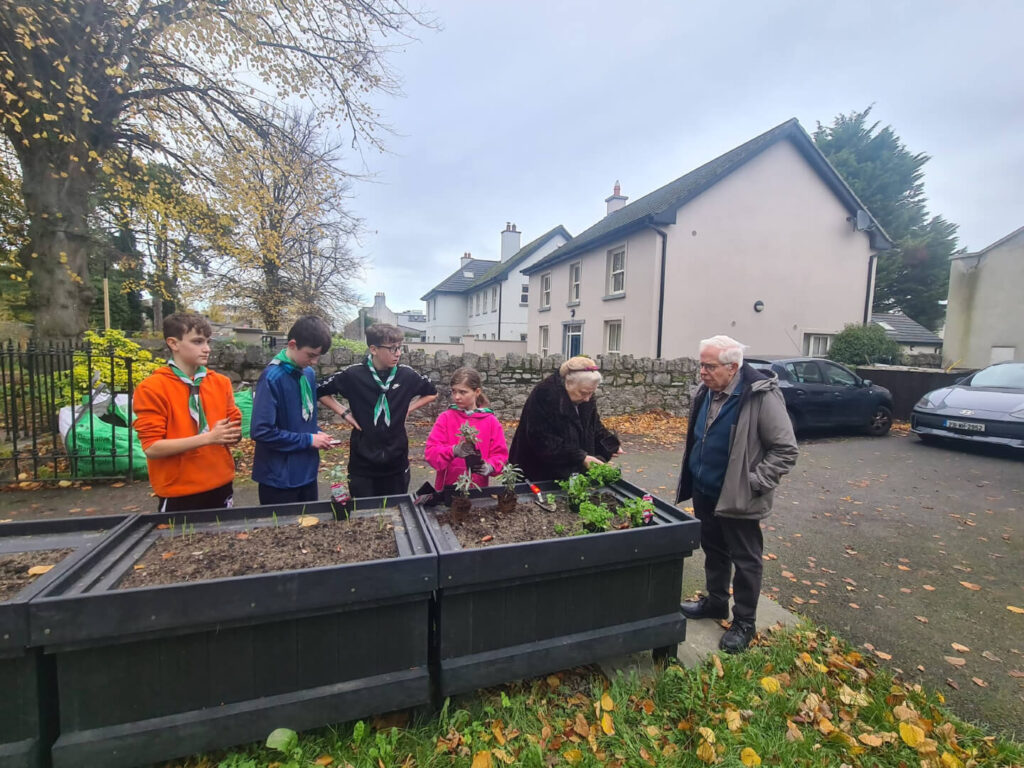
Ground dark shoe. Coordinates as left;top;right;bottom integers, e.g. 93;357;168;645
719;619;756;653
680;597;729;620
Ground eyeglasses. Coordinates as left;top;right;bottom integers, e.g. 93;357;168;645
699;362;733;371
374;344;403;354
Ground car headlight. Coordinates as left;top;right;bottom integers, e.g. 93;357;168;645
915;394;943;410
1010;406;1024;420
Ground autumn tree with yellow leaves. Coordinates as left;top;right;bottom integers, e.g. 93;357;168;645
0;0;421;339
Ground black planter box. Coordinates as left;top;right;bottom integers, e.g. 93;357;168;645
417;480;700;698
29;497;436;768
0;515;132;768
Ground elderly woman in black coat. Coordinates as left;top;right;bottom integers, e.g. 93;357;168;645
509;356;621;481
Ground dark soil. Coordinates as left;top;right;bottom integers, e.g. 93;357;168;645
0;548;73;602
119;514;399;589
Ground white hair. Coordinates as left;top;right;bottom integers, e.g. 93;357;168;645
564;369;602;388
699;335;746;366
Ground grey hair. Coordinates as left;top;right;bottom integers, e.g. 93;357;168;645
699;335;746;366
564;370;602;388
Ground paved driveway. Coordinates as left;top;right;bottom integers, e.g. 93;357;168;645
614;430;1023;736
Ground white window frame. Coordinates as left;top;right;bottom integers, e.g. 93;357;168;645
467;298;472;318
482;290;488;314
604;320;622;354
563;323;583;357
491;286;498;312
475;293;481;315
538;325;549;356
607;247;625;295
568;261;581;304
520;283;529;304
804;333;833;357
540;273;551;309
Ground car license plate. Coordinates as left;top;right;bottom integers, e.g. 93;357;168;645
943;419;985;432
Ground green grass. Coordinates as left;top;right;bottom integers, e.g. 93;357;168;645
164;623;1023;768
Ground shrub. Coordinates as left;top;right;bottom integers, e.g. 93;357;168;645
332;336;369;355
56;329;162;407
827;323;901;366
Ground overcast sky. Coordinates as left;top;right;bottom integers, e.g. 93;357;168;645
341;0;1024;315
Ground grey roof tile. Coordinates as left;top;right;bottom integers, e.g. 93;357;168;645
871;312;942;345
420;259;499;300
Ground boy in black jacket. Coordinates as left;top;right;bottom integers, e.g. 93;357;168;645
317;324;437;496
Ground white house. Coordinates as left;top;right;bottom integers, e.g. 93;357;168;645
944;225;1024;368
421;224;571;342
341;292;426;342
871;312;942;359
521;119;892;359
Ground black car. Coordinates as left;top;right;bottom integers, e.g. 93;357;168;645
746;357;894;436
911;361;1024;450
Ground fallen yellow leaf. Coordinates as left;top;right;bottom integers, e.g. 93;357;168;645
838;684;870;707
971;677;988;688
940;751;964;768
491;720;505;745
298;515;319;527
760;676;780;694
944;656;967;668
470;750;493;768
698;727;716;744
640;698;655;715
696;740;716;763
725;708;742;732
951;643;970;653
563;748;583;764
958;581;981;591
899;721;925;748
785;720;803;742
740;747;762;766
1007;605;1024;614
817;717;835;736
27;564;54;576
600;692;615;712
858;732;884;747
712;654;724;678
601;712;614;736
491;748;514;765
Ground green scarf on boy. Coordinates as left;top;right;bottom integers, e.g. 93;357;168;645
167;359;209;433
271;349;314;422
367;354;398;426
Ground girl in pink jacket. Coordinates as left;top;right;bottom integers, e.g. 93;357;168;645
425;367;508;489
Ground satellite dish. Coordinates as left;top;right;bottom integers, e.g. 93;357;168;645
855;209;872;231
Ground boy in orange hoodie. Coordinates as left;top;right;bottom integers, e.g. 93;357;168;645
134;313;243;512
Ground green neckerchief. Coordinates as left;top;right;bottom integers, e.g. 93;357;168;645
167;359;209;434
448;404;494;415
367;354;398;426
271;349;313;422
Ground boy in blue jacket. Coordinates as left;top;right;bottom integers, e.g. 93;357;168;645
251;316;335;505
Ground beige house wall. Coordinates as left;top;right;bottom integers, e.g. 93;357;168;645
528;139;876;358
944;230;1024;368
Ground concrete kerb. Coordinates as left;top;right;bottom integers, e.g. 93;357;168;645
598;594;800;681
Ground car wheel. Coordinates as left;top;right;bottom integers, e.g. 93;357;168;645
866;405;892;436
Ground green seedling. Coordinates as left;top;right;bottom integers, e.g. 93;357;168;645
557;472;592;510
457;421;479;445
578;500;614;532
496;462;523;493
586;462;622;487
453;470;481;497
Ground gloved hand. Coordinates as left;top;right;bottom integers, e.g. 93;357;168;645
477;462;493;476
453;440;476;458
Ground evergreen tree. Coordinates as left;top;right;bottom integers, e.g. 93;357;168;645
814;108;959;331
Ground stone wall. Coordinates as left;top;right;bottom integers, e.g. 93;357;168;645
208;344;698;420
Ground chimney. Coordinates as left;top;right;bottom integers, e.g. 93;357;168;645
500;222;521;262
373;292;387;312
460;251;473;269
605;180;628;216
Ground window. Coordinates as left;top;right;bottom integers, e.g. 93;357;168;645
564;323;583;357
568;262;581;304
520;283;529;304
450;336;461;343
482;290;488;314
475;293;481;315
822;361;857;387
785;361;823;384
607;247;625;294
467;299;472;318
520;333;528;341
491;286;498;312
538;325;549;356
605;320;622;354
491;333;496;339
804;333;832;357
540;273;551;309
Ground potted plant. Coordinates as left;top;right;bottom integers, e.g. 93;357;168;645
324;464;350;506
449;470;479;522
494;463;522;513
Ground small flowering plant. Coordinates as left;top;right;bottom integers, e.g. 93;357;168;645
457;422;479;445
453;470;481;498
496;463;523;493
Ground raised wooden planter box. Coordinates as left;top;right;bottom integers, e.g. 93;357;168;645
417;480;700;698
30;497;436;768
0;515;132;768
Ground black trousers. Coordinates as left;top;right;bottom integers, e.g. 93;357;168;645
348;469;410;499
258;481;319;506
157;482;234;513
693;489;764;623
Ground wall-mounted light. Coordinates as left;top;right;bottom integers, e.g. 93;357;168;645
753;300;765;313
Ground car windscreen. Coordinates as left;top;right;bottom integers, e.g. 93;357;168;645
968;363;1024;389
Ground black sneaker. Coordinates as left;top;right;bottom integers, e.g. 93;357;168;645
680;597;729;620
719;619;756;653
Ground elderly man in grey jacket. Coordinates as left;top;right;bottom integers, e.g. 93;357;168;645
676;335;798;652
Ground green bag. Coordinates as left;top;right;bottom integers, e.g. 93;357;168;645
68;413;148;478
234;389;253;439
